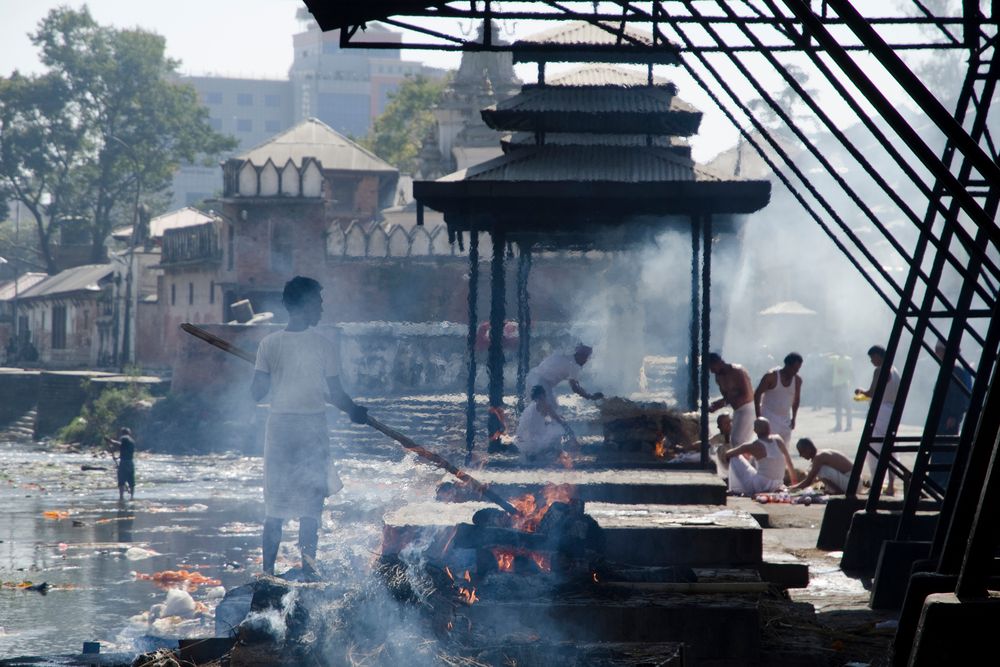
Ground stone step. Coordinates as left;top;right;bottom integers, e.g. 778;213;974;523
437;469;727;506
383;501;763;568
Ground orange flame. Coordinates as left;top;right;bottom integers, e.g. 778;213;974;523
458;586;478;604
511;483;577;532
443;566;454;581
494;549;515;572
653;434;667;458
530;552;551;572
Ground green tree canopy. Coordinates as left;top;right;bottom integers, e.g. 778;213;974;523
362;73;449;174
0;7;236;271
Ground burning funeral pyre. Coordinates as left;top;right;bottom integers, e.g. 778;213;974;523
598;397;700;460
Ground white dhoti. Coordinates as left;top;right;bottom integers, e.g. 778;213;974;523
762;410;792;449
264;413;330;520
726;403;757;492
866;401;893;479
729;456;784;496
818;465;851;494
518;423;565;464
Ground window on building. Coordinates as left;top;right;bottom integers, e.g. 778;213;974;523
265;119;281;133
227;225;235;271
171;284;176;306
330;179;357;211
205;91;223;104
236;118;252;133
189;283;194;305
237;93;253;106
265;94;281;108
210;281;215;304
271;224;294;274
52;305;67;350
209;117;222;131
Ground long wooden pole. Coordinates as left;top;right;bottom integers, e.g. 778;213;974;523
180;323;519;515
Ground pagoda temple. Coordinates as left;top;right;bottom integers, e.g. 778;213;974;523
413;22;771;460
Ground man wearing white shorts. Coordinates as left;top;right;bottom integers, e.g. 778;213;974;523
722;418;797;496
856;345;900;496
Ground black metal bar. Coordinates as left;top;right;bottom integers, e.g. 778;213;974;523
700;215;712;468
515;244;532;414
465;231;479;460
823;0;1000;189
487;230;507;451
895;63;1000;538
733;0;1000;294
781;0;1000;248
936;308;1000;572
955;370;1000;597
689;216;701;411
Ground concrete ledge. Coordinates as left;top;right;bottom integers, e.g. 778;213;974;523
893;572;957;665
910;593;1000;667
816;496;865;551
869;540;931;610
437;469;727;506
383;501;763;567
841;512;938;574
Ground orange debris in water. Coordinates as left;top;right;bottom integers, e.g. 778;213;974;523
42;511;70;520
134;569;221;591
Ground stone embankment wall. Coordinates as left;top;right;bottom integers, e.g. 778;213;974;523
171;321;579;397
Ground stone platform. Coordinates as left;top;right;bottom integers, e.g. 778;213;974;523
383;501;762;567
437;469;727;505
459;593;760;667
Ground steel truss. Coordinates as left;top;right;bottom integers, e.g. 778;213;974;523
307;0;1000;631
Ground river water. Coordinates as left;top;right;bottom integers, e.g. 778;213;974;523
0;394;486;659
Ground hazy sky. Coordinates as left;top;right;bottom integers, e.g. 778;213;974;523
0;0;928;163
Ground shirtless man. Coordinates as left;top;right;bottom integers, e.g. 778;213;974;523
788;438;854;494
721;418;797;495
708;352;755;455
754;353;803;450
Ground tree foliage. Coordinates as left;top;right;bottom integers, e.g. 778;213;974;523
362;73;449;174
0;7;236;271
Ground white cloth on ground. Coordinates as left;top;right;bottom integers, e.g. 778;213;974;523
728;440;785;496
818;465;851;493
516;402;564;461
263;413;330;519
524;352;581;409
254;329;340;414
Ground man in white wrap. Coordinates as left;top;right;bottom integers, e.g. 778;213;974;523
251;276;368;579
524;344;603;415
721;418;798;496
855;344;901;496
517;385;575;464
754;352;803;449
708;352;756;491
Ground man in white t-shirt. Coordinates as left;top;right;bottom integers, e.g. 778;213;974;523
524;344;603;414
251;276;368;579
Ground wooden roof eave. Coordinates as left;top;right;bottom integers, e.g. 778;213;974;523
481;108;703;136
415;178;771;227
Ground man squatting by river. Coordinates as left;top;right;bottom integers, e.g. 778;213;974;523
251;276;369;579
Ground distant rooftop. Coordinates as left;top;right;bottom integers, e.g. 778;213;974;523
512;20;680;65
0;273;48;302
18;264;113;300
237;118;397;173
